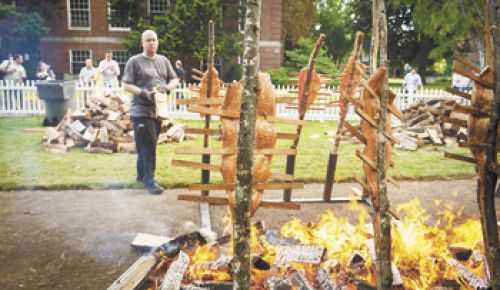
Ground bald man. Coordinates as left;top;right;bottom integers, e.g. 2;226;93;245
122;30;179;194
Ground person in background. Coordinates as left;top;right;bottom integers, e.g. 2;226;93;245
174;60;185;83
79;58;96;86
0;54;26;83
122;29;179;195
0;54;26;110
98;51;120;87
174;60;185;109
403;68;423;94
37;61;55;80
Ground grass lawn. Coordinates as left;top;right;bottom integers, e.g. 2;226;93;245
0;116;475;190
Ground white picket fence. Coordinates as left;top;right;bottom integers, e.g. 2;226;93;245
0;80;469;121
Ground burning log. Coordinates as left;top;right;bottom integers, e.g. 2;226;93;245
315;267;341;290
448;245;473;261
275;245;326;265
193;281;233;290
290;269;315;290
159;251;190;290
265;275;292;290
446;258;491;290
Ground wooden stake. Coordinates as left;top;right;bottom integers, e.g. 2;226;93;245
234;1;260;288
284;34;325;202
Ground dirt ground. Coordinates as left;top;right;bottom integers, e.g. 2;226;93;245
0;179;498;290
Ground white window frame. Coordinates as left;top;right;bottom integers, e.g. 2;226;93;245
149;0;170;15
67;0;91;30
69;49;92;75
107;0;131;32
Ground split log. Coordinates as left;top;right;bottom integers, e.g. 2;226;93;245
266;275;292;290
193;281;233;290
107;254;157;290
290;269;315;290
159;251;190;290
275;246;325;264
315;267;340;290
446;258;490;290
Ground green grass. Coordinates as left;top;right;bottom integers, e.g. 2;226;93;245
0;117;475;190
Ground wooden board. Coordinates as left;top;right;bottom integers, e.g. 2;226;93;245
188;105;239;118
177;194;301;210
344;121;367;144
174;147;297;156
277;132;298;140
184;128;220;135
444;151;477;164
446;87;472;100
131;233;172;249
107;254;157;290
260;116;306;126
176;98;224;105
171;160;222;171
188;182;304;191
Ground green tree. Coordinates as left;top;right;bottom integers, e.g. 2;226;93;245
389;0;487;66
316;0;353;65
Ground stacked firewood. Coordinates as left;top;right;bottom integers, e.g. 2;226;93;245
342;97;469;151
42;93;191;154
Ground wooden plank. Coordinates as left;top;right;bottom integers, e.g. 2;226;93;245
450;103;489;118
444;151;477;164
177;194;301;210
184;128;220;135
175;147;234;155
459;142;492;149
353;175;371;194
356;150;376;170
446;87;472;100
387;175;400;188
176;98;224;105
276;246;325;264
171;160;222;171
262;116;306;126
453;54;481;73
277;132;298;140
175;147;296;155
355;108;377;128
188;182;304;191
189;105;240;118
288;90;331;96
452;64;494;89
131;233;172;249
441;115;468;128
270;173;294;181
107;254;157;290
345;121;367;144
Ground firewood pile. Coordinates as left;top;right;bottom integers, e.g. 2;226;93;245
42;93;192;154
341;97;469;151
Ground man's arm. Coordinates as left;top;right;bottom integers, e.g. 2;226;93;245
122;82;155;104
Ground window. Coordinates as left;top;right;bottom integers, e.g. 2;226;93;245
149;0;170;15
70;49;91;75
112;50;129;77
68;0;90;29
108;0;130;30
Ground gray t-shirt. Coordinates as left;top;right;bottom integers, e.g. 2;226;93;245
122;54;177;118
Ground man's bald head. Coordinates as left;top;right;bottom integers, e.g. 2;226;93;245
142;30;158;57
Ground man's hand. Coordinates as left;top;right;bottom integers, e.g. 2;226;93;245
156;84;173;94
140;88;156;104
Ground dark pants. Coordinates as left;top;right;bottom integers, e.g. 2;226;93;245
132;117;162;187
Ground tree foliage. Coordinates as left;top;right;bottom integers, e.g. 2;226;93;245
283;0;317;43
123;0;241;67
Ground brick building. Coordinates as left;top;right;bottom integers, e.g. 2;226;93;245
41;0;284;81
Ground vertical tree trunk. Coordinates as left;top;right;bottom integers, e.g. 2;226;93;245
373;0;393;288
233;0;261;289
371;0;379;73
201;21;215;196
482;1;500;287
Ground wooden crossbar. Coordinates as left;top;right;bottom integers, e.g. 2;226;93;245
188;182;304;191
452;65;494;89
449;103;489;118
261;116;306;125
345;121;367;144
444;152;477;164
177;194;301;210
189;105;240;118
184;128;220;135
288;90;331;96
355;108;377;127
171;160;222;171
176;98;224;105
452;54;481;73
356;150;376;170
445;87;472;100
441;115;468;128
175;147;297;155
353;175;371;193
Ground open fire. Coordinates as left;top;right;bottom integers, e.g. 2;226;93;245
136;199;489;290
